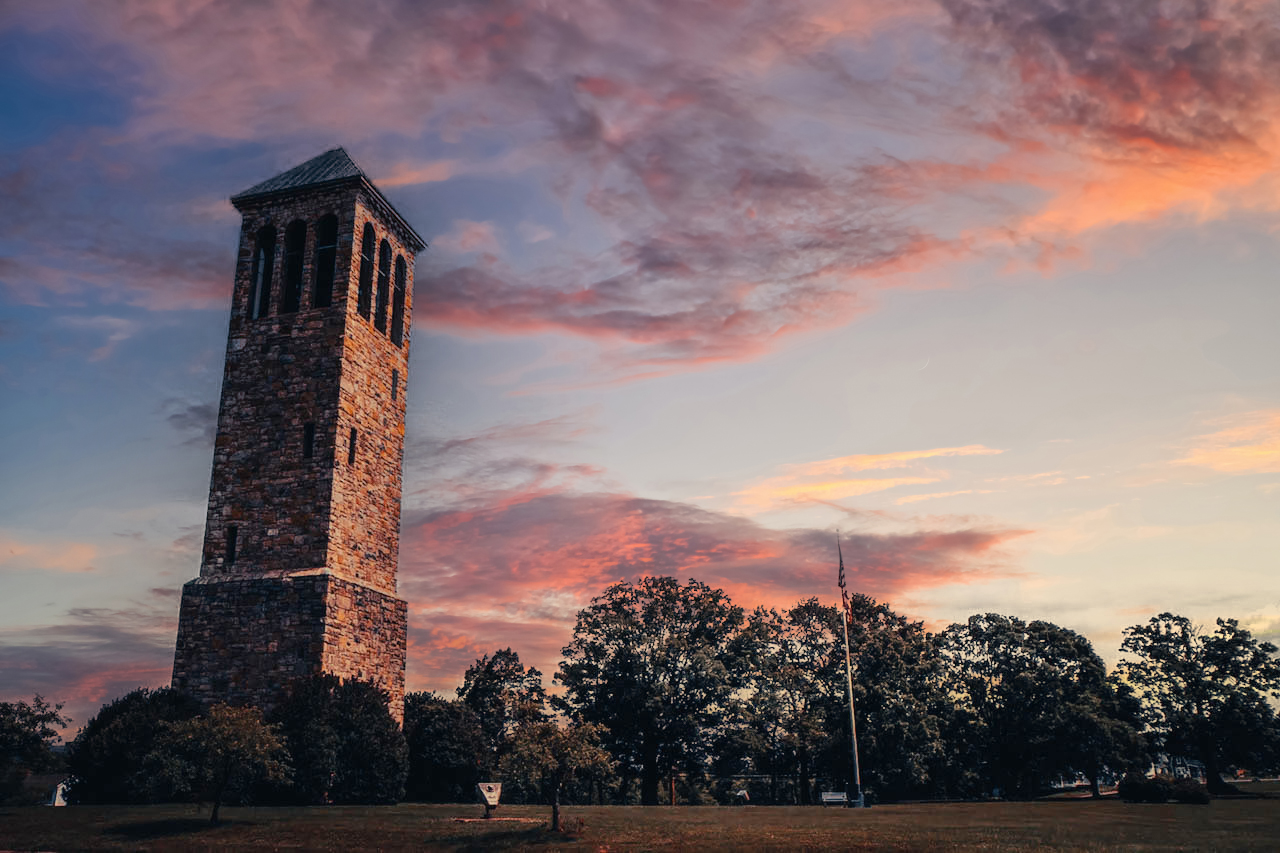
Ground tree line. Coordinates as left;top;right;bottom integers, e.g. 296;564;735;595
4;575;1279;815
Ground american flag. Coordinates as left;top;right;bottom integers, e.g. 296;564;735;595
837;535;851;618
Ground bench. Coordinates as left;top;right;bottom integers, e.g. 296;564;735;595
820;791;848;806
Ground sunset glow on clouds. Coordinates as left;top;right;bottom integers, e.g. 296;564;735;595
734;446;1004;509
1176;410;1280;474
2;0;1279;728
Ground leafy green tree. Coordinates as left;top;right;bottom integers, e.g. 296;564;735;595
941;614;1141;798
826;594;953;802
556;576;745;805
66;687;201;804
457;648;547;767
268;675;407;804
740;600;845;803
1058;674;1148;797
404;692;487;801
1120;613;1280;792
1;695;70;804
499;719;614;831
145;703;288;823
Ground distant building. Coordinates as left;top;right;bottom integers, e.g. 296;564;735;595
171;149;425;722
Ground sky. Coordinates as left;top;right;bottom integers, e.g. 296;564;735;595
2;0;1279;731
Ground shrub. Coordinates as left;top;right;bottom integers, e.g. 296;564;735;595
66;688;200;804
404;692;486;802
1117;772;1208;803
1171;778;1211;804
268;675;407;804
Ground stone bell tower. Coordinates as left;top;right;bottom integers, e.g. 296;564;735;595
172;148;424;722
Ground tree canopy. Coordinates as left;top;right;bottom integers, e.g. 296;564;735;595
556;576;745;805
499;718;614;831
268;675;407;804
1;695;70;804
1120;613;1280;792
940;614;1144;798
145;703;288;823
66;687;201;804
457;648;547;769
403;691;487;802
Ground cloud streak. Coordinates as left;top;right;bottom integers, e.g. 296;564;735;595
1175;410;1280;474
735;445;1004;510
398;483;1027;691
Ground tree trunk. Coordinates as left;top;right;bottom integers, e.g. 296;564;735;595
210;793;222;825
641;736;660;805
1203;750;1231;794
1088;771;1100;798
551;788;561;832
798;748;812;805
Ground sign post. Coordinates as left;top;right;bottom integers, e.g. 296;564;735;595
477;782;502;819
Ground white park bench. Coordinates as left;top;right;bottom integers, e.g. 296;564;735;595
820;791;848;806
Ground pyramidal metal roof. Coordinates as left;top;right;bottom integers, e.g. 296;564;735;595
231;147;425;251
232;147;366;200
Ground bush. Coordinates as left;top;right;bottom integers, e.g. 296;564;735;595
1118;772;1208;803
1118;772;1172;803
66;688;201;804
1171;778;1211;804
268;675;407;804
404;692;486;802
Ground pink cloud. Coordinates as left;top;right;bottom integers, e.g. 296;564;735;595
398;485;1028;692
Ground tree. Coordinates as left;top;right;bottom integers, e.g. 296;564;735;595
145;703;288;823
1120;613;1280;792
740;600;845;803
1;695;70;804
556;576;745;805
940;614;1142;798
404;692;487;801
268;675;407;804
1057;675;1148;797
499;719;614;831
66;687;201;804
457;648;547;768
828;594;954;802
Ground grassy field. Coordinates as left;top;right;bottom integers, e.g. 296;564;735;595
4;795;1279;851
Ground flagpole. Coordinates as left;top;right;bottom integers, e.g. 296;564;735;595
837;536;866;808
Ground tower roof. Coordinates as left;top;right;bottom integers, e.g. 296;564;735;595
231;147;426;252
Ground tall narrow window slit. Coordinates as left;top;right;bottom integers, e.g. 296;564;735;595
375;240;391;333
312;214;338;309
281;219;307;313
391;255;406;346
357;224;375;319
249;226;275;319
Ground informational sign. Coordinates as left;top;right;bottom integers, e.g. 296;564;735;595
477;782;502;807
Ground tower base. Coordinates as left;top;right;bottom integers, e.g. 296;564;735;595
172;571;407;722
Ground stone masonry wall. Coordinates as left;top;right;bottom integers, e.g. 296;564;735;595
174;170;417;726
320;574;409;722
201;183;361;578
324;194;414;595
172;574;329;712
173;572;408;723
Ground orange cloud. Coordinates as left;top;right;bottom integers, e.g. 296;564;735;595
735;445;1003;510
896;489;994;505
397;486;1027;693
945;0;1280;240
0;533;97;573
377;159;457;188
1175;410;1280;474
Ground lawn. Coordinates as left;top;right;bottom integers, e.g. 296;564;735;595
4;795;1279;851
